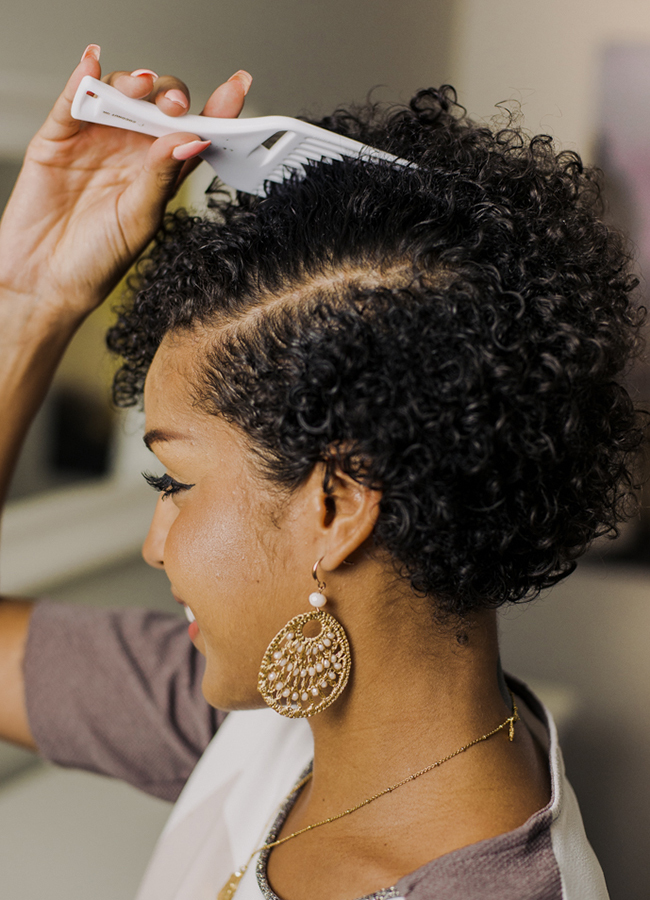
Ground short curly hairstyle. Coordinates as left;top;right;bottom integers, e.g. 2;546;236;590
107;86;644;616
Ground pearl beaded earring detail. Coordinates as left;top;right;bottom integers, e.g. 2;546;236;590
257;560;352;718
308;559;327;608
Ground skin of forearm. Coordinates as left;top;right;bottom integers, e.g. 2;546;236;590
0;290;84;508
0;598;36;749
0;290;86;749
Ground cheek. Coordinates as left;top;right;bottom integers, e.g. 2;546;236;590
163;493;282;671
160;485;308;710
166;494;263;610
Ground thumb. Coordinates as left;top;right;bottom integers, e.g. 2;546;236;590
116;132;210;247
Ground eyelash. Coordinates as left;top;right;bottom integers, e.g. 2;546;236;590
142;471;195;500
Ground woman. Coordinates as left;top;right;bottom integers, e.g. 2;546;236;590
0;46;638;899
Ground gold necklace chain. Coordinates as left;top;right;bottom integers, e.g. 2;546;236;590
217;694;519;900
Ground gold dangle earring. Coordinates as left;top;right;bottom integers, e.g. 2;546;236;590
258;560;352;718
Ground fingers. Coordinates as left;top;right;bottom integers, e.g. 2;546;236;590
104;71;192;117
103;69;159;99
38;44;102;142
102;68;252;120
202;70;252;118
151;76;192;116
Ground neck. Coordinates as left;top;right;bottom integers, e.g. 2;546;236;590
264;570;551;897
305;594;510;802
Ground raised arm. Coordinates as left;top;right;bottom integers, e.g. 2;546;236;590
0;46;249;751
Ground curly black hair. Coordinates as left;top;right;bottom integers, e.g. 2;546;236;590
107;86;644;616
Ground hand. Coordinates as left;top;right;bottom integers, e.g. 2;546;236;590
0;45;251;322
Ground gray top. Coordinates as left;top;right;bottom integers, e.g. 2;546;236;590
23;600;608;900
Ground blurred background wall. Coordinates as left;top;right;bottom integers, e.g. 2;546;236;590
451;0;650;155
2;2;650;899
0;0;456;139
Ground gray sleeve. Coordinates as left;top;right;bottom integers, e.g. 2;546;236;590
23;601;223;801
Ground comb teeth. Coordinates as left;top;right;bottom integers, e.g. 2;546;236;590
260;136;396;192
282;150;313;167
301;139;347;162
302;136;345;152
280;139;344;167
261;144;334;188
298;135;407;167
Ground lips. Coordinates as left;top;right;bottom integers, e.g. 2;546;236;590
186;605;199;642
173;593;197;628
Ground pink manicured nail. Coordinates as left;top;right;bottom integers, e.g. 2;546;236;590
172;139;211;161
164;89;189;110
227;70;252;95
80;44;101;63
131;68;159;79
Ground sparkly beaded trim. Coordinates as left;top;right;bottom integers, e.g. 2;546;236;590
255;764;402;900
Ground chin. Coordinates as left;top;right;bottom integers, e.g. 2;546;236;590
201;676;267;713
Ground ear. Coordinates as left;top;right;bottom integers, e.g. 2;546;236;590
310;463;382;573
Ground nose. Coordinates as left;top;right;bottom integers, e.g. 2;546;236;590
142;495;179;569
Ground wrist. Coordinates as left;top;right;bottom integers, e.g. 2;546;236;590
0;284;89;343
0;287;87;408
0;288;88;510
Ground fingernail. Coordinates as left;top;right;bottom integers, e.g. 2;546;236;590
131;68;159;79
227;70;253;95
164;89;189;110
172;139;211;161
81;44;101;63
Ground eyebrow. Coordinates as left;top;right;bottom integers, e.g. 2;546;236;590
143;429;188;451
